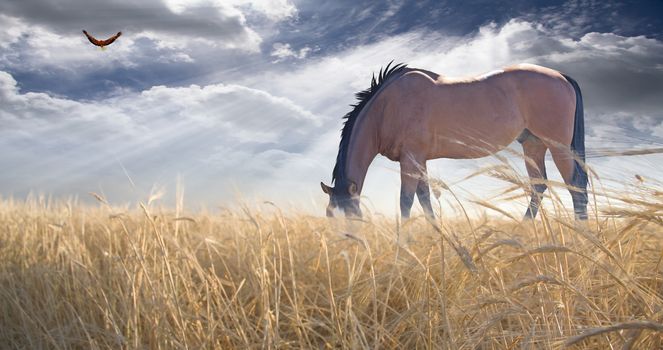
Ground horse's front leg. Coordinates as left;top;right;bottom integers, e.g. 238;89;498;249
400;157;421;219
416;178;435;220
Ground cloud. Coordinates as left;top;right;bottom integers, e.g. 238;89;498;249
224;0;297;22
270;42;312;61
0;69;321;204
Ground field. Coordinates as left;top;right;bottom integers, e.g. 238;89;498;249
0;177;662;349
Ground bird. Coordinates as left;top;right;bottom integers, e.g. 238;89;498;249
82;30;122;48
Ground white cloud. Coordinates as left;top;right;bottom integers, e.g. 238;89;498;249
270;42;312;61
0;14;24;49
225;0;297;22
165;0;297;22
0;69;322;205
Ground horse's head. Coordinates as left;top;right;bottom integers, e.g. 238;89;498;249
320;181;362;217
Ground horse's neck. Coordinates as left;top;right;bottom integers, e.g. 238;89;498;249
345;107;379;193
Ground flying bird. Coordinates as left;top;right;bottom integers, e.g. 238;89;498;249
82;30;122;48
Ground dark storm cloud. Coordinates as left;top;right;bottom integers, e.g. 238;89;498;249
530;0;663;40
0;0;255;43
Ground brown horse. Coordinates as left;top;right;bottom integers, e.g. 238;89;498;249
321;62;588;220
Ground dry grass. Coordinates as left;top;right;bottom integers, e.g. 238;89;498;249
0;177;662;349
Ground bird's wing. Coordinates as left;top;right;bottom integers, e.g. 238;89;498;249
82;30;104;46
98;32;122;46
82;30;122;47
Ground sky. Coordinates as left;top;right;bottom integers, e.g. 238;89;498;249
0;0;662;216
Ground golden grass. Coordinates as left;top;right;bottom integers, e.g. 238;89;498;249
0;180;662;349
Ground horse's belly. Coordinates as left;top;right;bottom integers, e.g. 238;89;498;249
433;139;509;159
427;119;523;159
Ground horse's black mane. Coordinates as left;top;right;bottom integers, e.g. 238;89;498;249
332;61;408;184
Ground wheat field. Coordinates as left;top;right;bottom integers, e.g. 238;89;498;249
0;173;662;349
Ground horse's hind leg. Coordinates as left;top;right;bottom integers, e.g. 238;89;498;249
520;131;548;219
548;146;588;220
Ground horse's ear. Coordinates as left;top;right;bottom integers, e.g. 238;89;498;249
348;182;358;196
320;182;333;195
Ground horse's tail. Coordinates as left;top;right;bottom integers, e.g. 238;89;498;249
562;74;588;195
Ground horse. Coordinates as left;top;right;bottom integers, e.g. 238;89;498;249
320;62;588;220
